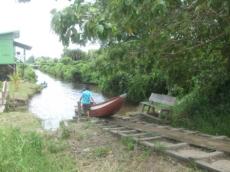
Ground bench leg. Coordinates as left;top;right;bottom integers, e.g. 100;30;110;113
159;109;171;120
147;106;151;113
141;104;146;112
141;104;156;115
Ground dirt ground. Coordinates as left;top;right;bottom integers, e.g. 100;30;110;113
64;119;200;172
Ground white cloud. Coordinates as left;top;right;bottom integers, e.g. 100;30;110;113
0;0;98;59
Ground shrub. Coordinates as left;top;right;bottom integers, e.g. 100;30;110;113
24;67;37;82
17;65;37;82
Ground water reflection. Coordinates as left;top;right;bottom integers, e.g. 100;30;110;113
29;70;105;130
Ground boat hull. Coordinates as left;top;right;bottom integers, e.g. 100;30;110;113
89;95;125;117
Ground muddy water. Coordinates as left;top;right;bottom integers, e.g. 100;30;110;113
29;70;105;130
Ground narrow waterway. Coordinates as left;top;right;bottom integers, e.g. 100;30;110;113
29;70;106;130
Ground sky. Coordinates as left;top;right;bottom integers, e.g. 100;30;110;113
0;0;99;59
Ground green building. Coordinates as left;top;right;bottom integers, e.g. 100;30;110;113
0;31;31;80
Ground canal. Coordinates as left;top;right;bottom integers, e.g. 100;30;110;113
29;70;106;130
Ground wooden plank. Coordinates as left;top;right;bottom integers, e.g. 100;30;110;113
140;102;153;106
149;93;176;106
141;112;169;124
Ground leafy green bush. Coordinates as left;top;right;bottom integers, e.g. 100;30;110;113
17;64;37;82
101;72;129;96
173;85;230;136
24;67;37;82
9;72;21;91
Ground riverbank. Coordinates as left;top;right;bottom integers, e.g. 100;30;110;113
0;81;76;171
6;81;42;111
0;81;199;171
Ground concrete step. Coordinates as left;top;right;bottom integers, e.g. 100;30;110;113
196;156;230;172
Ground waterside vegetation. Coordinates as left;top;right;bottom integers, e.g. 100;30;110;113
36;0;230;137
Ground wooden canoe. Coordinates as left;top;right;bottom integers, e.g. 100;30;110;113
76;94;126;117
89;94;126;117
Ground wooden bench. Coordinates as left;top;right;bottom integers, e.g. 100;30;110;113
141;93;176;120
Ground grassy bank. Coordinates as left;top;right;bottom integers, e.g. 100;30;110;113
6;81;42;111
0;81;199;171
0;81;75;171
9;81;42;102
0;113;75;172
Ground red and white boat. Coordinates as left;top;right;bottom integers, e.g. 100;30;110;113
76;94;126;117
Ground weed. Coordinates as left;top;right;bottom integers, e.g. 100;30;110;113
76;132;86;141
83;121;93;129
142;147;152;157
188;160;203;172
154;142;166;153
47;141;68;153
121;137;136;151
94;147;111;158
60;122;71;139
137;147;152;160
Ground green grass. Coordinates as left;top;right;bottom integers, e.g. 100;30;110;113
0;80;77;172
153;142;166;153
0;128;55;172
60;122;71;139
9;81;42;101
137;147;152;160
0;112;40;131
121;137;136;151
83;120;93;129
47;140;68;154
0;113;76;172
172;102;230;137
93;147;111;158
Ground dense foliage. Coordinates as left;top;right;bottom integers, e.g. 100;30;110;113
36;56;94;83
38;0;230;136
17;64;37;82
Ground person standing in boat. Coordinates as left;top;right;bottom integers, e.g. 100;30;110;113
79;85;95;117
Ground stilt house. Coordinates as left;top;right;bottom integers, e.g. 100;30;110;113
0;31;31;80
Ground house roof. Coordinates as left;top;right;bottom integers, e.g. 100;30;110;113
0;31;20;38
14;41;32;50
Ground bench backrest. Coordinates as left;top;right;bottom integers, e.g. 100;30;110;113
149;93;176;106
